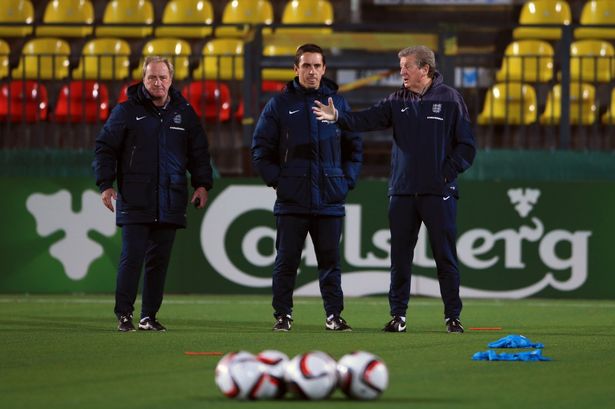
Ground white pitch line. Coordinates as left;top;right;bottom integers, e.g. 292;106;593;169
0;297;613;309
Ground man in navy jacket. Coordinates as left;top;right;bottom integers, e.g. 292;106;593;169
313;45;476;334
252;44;362;332
95;56;213;332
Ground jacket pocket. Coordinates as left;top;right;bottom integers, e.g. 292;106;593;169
322;167;348;205
276;167;308;205
168;174;188;213
120;174;152;209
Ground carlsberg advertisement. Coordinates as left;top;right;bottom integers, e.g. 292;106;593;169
1;177;613;299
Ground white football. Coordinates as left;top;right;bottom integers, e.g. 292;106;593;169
337;351;389;400
256;350;289;398
214;351;279;400
284;351;338;400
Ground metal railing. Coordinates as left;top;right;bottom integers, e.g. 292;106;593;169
1;21;615;174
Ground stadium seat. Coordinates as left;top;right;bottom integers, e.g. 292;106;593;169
96;0;154;38
36;0;94;38
601;88;615;124
116;82;138;103
540;83;597;125
11;38;71;80
512;0;571;41
0;0;34;37
155;0;213;38
575;0;615;40
235;80;286;120
193;39;244;81
495;40;554;83
132;38;192;80
281;0;333;26
261;44;298;81
182;81;231;122
477;82;537;125
269;0;334;54
215;0;274;38
53;80;109;123
568;40;615;83
72;38;131;81
0;80;48;122
0;40;9;79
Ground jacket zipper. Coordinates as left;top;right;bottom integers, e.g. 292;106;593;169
129;145;136;169
283;130;289;164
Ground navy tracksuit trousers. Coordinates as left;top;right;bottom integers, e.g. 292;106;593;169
114;224;177;320
272;215;344;318
388;195;462;320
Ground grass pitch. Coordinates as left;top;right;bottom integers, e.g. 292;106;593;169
1;295;614;409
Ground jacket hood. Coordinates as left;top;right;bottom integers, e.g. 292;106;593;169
286;76;339;97
127;82;186;106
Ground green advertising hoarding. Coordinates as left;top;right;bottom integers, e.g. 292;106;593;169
1;177;613;299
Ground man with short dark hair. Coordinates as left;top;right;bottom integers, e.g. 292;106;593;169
95;56;213;332
313;45;476;334
252;44;362;332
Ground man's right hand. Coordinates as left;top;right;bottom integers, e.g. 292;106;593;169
312;97;337;122
101;188;117;212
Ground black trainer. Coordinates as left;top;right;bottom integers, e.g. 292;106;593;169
117;314;136;332
273;314;292;332
382;316;407;332
138;317;167;331
446;318;464;333
325;315;352;331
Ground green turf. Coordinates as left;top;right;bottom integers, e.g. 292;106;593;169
1;295;614;409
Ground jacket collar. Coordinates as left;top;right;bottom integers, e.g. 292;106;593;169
287;76;339;97
127;83;185;108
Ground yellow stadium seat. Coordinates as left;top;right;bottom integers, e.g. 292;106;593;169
36;0;94;38
96;0;154;38
215;0;274;38
0;0;34;37
569;40;615;82
11;38;70;80
72;38;131;80
132;39;192;80
193;38;244;81
601;88;615;124
477;82;537;125
261;44;297;81
0;40;9;79
512;0;571;40
282;0;333;25
575;0;615;40
155;0;213;38
269;0;333;52
540;83;597;125
495;40;554;82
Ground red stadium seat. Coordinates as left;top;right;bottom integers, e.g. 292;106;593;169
0;80;48;122
116;82;139;103
182;81;231;123
235;80;286;120
53;81;109;123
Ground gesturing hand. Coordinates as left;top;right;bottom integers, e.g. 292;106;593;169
312;97;337;122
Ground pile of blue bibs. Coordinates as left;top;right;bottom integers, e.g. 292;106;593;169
472;334;551;361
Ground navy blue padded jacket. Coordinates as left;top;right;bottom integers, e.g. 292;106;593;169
336;72;475;198
252;77;363;216
94;83;213;227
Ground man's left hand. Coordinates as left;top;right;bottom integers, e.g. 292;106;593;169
191;187;208;209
